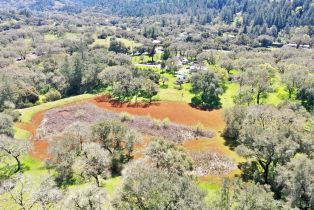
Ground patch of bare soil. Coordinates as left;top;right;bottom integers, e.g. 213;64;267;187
15;112;49;160
90;96;226;131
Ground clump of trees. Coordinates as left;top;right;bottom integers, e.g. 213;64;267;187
191;69;224;109
108;38;129;54
114;139;207;209
47;119;141;186
224;102;314;209
98;66;159;103
2;174;62;210
212;178;281;209
236;67;272;105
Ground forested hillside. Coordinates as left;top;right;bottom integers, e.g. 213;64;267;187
6;0;314;34
0;0;313;209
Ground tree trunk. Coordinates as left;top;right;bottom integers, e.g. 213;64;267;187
94;175;100;187
264;164;269;184
259;159;271;185
88;199;94;209
14;156;21;173
288;89;292;99
256;91;261;105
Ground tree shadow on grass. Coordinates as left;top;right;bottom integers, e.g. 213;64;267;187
221;134;239;150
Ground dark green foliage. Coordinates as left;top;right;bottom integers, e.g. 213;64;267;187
191;70;224;109
148;45;156;63
223;105;247;144
297;77;314;112
67;55;83;95
140;79;159;103
71;0;314;35
108;38;129;54
161;48;170;61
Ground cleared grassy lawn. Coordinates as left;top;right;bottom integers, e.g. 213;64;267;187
14;127;32;140
117;38;142;51
91;36;142;51
92;38;110;48
198;181;220;204
63;32;81;41
44;33;58;42
264;75;290;105
132;53;161;63
221;83;239;108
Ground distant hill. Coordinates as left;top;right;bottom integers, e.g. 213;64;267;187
1;0;314;32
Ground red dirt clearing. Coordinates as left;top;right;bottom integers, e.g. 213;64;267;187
17;97;238;167
15;112;49;160
90;98;226;131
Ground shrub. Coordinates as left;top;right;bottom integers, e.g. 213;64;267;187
193;122;205;136
152;119;162;129
120;112;133;122
3;109;21;122
191;95;202;107
161;118;170;129
45;89;62;102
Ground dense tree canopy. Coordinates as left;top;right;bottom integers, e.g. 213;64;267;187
191;70;224;109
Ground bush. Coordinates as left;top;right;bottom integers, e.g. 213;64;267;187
152;119;162;129
120;112;133;122
3;109;21;122
191;96;202;107
0;113;14;136
45;89;62;102
97;33;107;39
161;118;170;129
193;122;205;136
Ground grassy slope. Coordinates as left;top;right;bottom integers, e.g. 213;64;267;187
18;94;94;123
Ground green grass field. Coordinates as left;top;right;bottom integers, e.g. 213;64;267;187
44;33;58;42
221;83;239;108
91;36;142;51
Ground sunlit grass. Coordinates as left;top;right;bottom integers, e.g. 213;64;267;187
14;127;32;140
44;33;58;42
63;32;80;41
18;94;94;123
221;83;239;108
